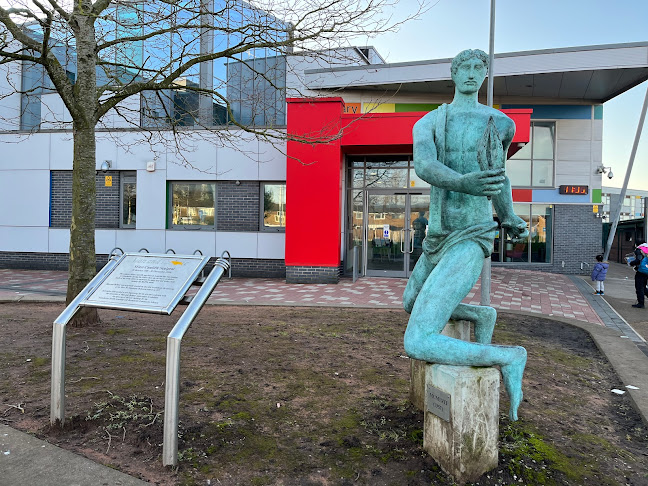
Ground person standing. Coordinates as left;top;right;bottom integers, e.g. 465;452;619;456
590;254;608;295
630;240;648;308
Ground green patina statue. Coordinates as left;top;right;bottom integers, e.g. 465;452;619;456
403;49;529;421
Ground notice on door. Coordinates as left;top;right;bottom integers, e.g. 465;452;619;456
82;254;207;314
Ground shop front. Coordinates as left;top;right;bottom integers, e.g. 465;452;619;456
285;97;532;283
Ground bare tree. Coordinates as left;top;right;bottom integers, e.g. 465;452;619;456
0;0;423;325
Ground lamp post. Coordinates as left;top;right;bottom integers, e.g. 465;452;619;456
481;0;496;306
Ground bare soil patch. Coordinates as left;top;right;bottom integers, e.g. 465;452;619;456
1;303;647;485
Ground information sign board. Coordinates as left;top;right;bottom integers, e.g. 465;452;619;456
81;253;208;314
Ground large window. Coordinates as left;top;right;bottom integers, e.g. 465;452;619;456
169;182;215;228
121;173;137;228
506;122;555;188
493;204;552;263
261;183;286;231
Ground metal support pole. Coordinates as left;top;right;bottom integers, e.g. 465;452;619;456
162;257;231;467
352;246;359;283
603;84;648;261
644;197;648;244
50;257;122;425
481;0;496;307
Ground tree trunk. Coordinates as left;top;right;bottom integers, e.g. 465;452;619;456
66;8;100;326
66;122;99;326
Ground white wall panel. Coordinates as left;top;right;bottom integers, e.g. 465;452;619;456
216;232;258;258
115;132;164;171
115;229;166;253
555;160;591;176
0;64;21;130
557;120;592;140
0;170;50;226
556;140;591;161
95;134;119;171
95;230;118;254
98;97;141;129
164;231;216;257
216;133;259;180
40;94;71;129
135;169;168;229
258;138;287;180
592;120;603;141
48;229;118;255
167;138;217;179
555;173;591;186
591;141;602;163
49;133;74;169
257;232;285;259
0;133;50;170
48;228;70;253
0;226;49;251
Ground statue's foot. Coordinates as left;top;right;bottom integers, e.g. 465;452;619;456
500;346;527;421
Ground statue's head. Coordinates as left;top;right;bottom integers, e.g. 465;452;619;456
451;49;489;94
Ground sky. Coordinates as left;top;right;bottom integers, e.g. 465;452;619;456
365;0;648;191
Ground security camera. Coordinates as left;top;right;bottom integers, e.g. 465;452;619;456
607;171;614;179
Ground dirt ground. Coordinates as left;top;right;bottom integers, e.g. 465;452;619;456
1;303;647;486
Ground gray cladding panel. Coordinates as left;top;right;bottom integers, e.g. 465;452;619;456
559;71;594;99
585;70;624;99
531;72;563;98
504;75;535;97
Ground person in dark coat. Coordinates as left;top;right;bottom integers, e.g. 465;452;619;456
629;240;648;308
591;254;609;295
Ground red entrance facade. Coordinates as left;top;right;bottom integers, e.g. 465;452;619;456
285;97;532;283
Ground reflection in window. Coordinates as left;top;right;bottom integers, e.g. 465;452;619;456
497;204;552;263
169;182;215;228
262;183;286;230
506;122;555;188
121;173;137;228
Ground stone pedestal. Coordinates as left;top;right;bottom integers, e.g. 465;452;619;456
409;320;471;410
423;364;500;485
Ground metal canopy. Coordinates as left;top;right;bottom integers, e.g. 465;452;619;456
304;42;648;103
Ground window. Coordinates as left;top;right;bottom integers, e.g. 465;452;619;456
261;183;286;231
121;173;137;228
169;182;215;228
506;122;555;188
494;204;552;263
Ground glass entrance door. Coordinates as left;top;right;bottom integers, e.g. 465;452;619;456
365;192;429;277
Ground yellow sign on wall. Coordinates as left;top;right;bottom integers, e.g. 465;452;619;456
105;176;112;187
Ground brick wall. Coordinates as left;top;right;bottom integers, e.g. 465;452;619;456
0;252;109;271
286;265;340;284
216;181;260;231
50;171;121;229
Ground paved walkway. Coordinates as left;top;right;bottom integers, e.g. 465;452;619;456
0;267;604;324
1;265;648;485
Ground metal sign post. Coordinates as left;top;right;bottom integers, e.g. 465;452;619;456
50;250;231;467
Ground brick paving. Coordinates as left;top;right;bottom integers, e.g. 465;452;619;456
0;267;603;325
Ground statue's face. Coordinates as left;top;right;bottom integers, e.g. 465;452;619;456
452;58;487;94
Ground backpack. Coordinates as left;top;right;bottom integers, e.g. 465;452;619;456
638;256;648;275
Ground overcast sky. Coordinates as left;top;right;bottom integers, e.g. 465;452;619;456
367;0;648;191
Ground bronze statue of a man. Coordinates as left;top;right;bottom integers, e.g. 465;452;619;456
403;49;529;420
